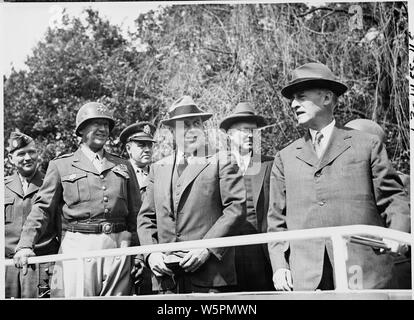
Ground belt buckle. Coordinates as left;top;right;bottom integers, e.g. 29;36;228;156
102;222;113;234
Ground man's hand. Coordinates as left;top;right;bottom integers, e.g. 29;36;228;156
381;239;409;256
147;252;173;277
131;256;145;286
273;268;293;291
179;248;211;273
13;248;36;276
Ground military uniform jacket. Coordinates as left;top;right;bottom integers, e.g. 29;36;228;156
267;126;410;290
16;148;141;250
5;169;59;258
137;151;246;288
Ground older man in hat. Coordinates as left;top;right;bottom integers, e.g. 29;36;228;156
267;62;410;291
5;132;60;298
13;102;141;297
120;121;156;199
219;102;274;292
137;95;246;294
119;121;156;294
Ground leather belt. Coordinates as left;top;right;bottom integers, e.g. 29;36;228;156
63;221;127;234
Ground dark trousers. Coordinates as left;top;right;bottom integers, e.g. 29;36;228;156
316;250;335;290
5;262;54;298
157;274;235;294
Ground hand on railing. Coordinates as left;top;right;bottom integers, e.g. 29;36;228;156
382;239;410;256
179;248;211;273
273;268;293;291
147;252;174;277
131;256;145;287
13;248;36;275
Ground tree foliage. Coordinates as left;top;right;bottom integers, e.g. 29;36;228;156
4;2;409;175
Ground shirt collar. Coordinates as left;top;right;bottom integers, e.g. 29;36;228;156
80;144;104;162
130;160;149;174
309;119;336;144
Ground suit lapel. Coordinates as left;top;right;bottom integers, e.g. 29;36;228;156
24;169;43;198
5;172;24;198
177;156;210;196
158;155;175;214
101;151;116;173
71;148;99;174
296;133;319;168
317;126;351;171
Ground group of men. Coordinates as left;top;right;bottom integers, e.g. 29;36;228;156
5;62;411;298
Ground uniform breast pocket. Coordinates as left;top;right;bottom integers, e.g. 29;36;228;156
113;171;130;200
4;197;15;223
61;173;91;206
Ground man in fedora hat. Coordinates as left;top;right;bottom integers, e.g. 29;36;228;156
13;102;142;297
219;102;274;292
119;121;157;294
267;62;410;291
5;131;60;298
137;95;246;293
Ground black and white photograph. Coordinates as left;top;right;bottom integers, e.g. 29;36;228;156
0;0;412;304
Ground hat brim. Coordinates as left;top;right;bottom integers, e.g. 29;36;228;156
161;113;212;126
219;115;266;131
76;117;115;136
281;78;348;99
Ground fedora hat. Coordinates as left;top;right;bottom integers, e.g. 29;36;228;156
161;96;212;126
219;102;266;131
119;121;156;145
281;63;348;99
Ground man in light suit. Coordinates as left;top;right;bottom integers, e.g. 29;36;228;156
267;63;410;291
137;95;246;293
219;102;274;292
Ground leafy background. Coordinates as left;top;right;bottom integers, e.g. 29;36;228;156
3;2;409;175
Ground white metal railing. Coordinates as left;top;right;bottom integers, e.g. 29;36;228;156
3;225;413;299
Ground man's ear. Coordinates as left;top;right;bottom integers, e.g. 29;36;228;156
8;153;14;165
322;90;335;106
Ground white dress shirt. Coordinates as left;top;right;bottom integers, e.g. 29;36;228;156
309;119;336;157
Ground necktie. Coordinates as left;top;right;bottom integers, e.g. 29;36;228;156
177;155;188;177
314;131;324;158
92;154;103;172
22;179;28;194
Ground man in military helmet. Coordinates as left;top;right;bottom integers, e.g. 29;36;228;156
13;102;142;297
5;131;60;298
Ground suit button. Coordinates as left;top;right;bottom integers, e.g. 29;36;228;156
104;208;109;214
318;201;325;206
315;172;321;178
100;175;104;179
177;232;181;237
102;186;107;190
103;196;108;202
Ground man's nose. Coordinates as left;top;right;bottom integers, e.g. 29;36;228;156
23;153;32;160
291;99;301;110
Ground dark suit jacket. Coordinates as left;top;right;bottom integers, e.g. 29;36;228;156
267;126;410;290
5;169;59;258
137;151;246;289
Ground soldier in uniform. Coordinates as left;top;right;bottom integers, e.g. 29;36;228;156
219;102;274;292
5;132;60;298
13;102;142;297
119;121;157;295
119;121;156;200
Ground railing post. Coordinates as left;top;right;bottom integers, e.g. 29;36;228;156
331;234;349;291
75;258;85;298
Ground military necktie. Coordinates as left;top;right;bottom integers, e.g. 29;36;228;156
92;154;103;172
314;131;324;158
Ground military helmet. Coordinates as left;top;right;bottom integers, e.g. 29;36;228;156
75;102;115;136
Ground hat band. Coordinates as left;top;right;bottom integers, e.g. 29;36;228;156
169;104;206;118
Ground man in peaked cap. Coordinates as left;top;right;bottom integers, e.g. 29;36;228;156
267;62;410;291
13;102;142;297
137;95;246;294
119;121;156;295
5;131;60;298
219;102;274;292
